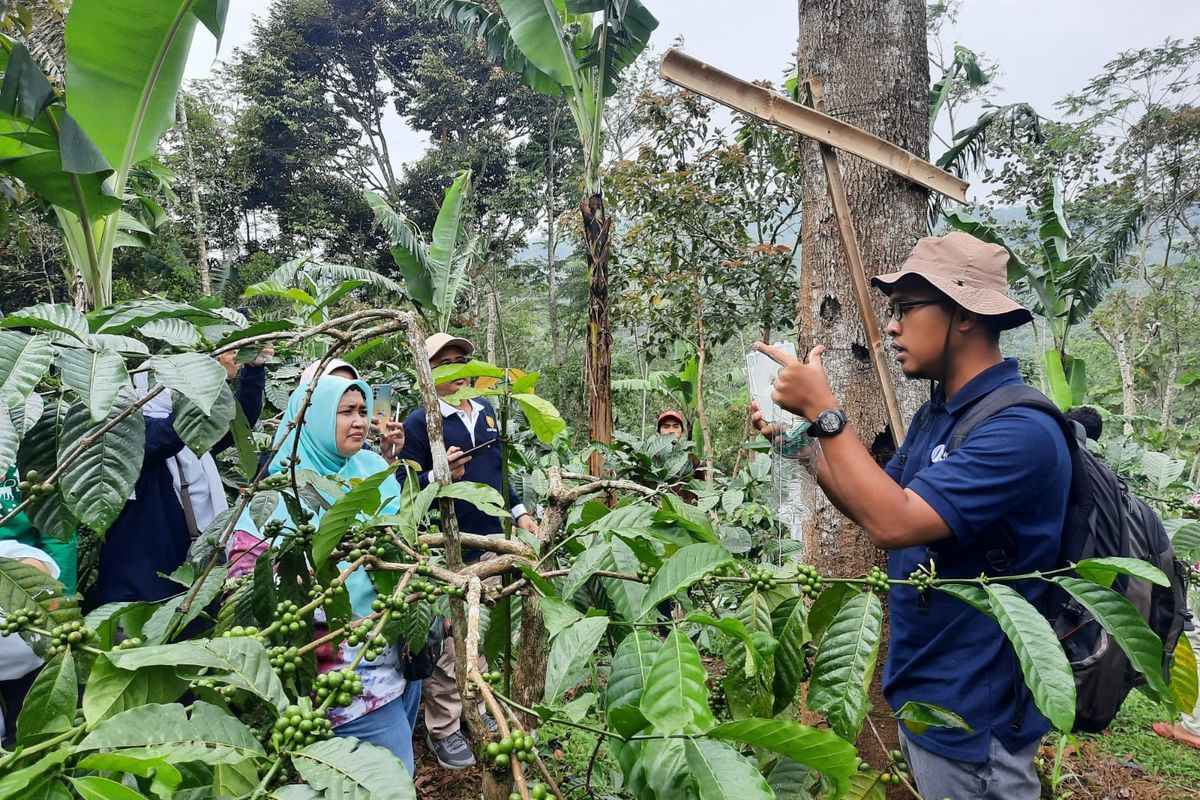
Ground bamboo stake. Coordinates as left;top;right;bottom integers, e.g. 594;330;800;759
806;79;907;444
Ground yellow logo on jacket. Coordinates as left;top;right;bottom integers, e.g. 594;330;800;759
486;415;496;428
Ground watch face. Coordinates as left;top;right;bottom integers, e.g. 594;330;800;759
819;413;840;433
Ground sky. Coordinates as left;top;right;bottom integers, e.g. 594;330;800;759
183;1;1200;203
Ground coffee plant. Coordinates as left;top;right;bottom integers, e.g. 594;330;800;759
0;296;1197;800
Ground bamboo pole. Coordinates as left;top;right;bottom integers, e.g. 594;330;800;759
659;49;968;203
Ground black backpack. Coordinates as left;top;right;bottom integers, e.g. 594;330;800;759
945;383;1189;733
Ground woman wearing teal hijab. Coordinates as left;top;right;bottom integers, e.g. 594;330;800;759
227;369;420;773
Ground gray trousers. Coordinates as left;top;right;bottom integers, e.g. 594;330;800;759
898;727;1041;800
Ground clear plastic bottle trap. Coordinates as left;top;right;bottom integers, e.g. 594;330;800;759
746;343;821;552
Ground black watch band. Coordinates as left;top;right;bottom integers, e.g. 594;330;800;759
808;408;848;438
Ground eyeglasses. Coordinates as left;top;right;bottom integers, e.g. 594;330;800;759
888;299;943;321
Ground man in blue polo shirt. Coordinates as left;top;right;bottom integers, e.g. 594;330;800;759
400;332;538;770
756;232;1070;799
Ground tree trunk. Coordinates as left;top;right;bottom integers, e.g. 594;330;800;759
634;326;650;438
1160;347;1179;429
796;0;930;773
581;192;613;476
694;287;714;486
546;120;561;363
177;94;211;296
1116;331;1137;435
1092;321;1138;435
486;289;498;364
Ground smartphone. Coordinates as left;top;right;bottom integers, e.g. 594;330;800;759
456;437;499;458
371;384;393;422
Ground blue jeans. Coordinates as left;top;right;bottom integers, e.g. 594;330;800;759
335;679;422;775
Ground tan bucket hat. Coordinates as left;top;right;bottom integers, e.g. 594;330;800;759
871;231;1033;330
425;332;475;360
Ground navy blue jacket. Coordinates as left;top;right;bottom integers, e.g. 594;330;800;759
399;397;521;556
93;365;266;605
883;359;1070;762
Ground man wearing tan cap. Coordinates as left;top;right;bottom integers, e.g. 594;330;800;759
755;232;1071;799
399;332;538;769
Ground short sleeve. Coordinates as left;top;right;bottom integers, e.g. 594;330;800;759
905;408;1069;546
0;541;61;578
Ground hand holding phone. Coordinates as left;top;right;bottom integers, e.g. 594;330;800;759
371;384;393;423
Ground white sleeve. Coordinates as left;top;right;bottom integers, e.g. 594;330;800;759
0;542;61;579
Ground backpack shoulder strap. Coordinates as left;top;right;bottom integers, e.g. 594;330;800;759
896;401;933;467
947;383;1067;453
937;384;1067;577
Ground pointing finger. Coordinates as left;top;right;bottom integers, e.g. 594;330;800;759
806;344;826;365
753;341;800;367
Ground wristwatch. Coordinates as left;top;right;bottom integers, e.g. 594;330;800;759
807;408;849;438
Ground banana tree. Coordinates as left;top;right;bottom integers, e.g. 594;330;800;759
927;44;1042;224
425;0;659;474
0;0;226;309
945;174;1146;409
242;257;407;325
365;168;476;331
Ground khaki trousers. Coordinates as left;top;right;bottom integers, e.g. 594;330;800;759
423;630;487;739
424;552;497;739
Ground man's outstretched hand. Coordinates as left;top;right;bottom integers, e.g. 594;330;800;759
753;342;839;421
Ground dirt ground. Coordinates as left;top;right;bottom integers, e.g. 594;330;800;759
1039;740;1200;800
411;718;486;799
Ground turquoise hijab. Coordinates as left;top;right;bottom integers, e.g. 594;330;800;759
268;376;385;480
240;375;403;616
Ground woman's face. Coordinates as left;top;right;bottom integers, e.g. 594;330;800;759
335;388;369;456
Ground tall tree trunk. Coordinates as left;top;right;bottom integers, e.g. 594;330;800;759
633;326;649;438
486;289;499;364
547;210;560;361
546;117;561;363
694;286;714;486
796;0;930;772
177;94;211;296
581;192;613;476
1094;322;1138;435
1119;335;1138;436
1159;348;1178;428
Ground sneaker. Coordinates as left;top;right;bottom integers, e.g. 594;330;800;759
459;715;500;735
427;730;475;770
